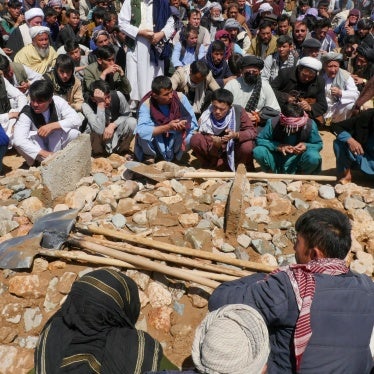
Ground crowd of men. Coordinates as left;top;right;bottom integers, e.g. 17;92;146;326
0;0;372;185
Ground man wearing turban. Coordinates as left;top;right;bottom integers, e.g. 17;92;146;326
14;26;57;75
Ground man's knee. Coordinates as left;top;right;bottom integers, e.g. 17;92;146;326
190;133;207;151
253;145;270;161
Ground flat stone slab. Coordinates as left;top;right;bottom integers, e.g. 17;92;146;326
41;134;91;200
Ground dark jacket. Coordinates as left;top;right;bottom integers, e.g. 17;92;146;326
209;271;374;373
55;24;89;49
270;67;328;123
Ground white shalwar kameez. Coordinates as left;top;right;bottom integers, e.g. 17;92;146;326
118;0;174;103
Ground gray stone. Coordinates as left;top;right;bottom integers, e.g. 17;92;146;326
367;206;374;220
267;220;292;229
318;185;335;200
23;307;43;332
196;219;211;229
234;247;250;261
16;335;39;349
0;220;19;236
253;184;266;197
212;182;231;201
0;207;13;221
41;134;91;199
236;234;251;248
344;197;366;210
268;181;287;195
251;239;275;255
199;193;212;205
221;243;236;253
170;179;187;195
93;173;109;186
9;183;25;192
286;227;297;243
272;233;290;249
111;213;127;229
126;223;148;233
241;220;258;230
173;301;185;316
12;189;32;201
133;210;148;225
294;198;309;210
244;206;270;223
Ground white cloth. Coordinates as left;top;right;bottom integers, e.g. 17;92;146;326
0;78;27;144
13;96;81;165
118;0;175;102
298;57;322;72
19;23;32;46
225;76;281;112
29;26;50;39
25;8;44;22
323;73;359;123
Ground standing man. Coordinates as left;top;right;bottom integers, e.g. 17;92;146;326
209;207;374;373
135;76;198;164
118;0;175;108
13;80;81;166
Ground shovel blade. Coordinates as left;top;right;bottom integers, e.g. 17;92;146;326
0;233;43;269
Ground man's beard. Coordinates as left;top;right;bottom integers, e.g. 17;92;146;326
36;46;50;58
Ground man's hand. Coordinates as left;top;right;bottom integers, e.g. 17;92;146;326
78;25;89;37
37;123;60;137
8;111;20;119
221;129;238;142
330;86;342;98
246;111;260;124
347;137;364;155
293;142;306;154
298;100;312;112
16;81;30;93
351;74;365;85
37;149;53;160
212;135;222;149
277;144;294;155
138;29;154;41
101;64;124;78
92;88;106;108
3;48;12;56
15;14;25;26
103;122;116;140
152;31;164;45
168;119;187;132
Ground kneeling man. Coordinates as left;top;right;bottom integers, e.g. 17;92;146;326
13;80;81;166
253;103;322;174
190;88;257;171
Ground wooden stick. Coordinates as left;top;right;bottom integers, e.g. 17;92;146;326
68;237;220;289
38;248;236;282
180;171;337;181
74;234;251;278
79;225;276;273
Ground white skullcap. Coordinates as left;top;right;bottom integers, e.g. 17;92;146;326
29;26;51;39
25;8;45;22
210;2;222;10
259;3;273;13
298;56;322;72
192;304;270;374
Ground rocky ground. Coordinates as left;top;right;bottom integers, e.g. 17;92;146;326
0;134;373;374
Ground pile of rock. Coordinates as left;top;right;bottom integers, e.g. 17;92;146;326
0;154;373;373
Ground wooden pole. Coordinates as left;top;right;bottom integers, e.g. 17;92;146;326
181;171;337;182
74;234;251;278
38;248;237;282
68;237;220;289
79;225;276;273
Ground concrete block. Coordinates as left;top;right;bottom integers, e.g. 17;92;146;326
41;134;91;199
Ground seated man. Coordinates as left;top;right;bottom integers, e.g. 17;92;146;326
83;45;131;99
350;45;374;92
321;52;359;125
271;56;328;126
332;108;374;184
301;38;321;59
0;54;43;94
254;103;322;174
209;207;374;373
14;26;58;75
171;60;219;118
82;80;136;156
63;40;89;81
135;76;198;164
190;88;257;171
247;21;277;59
202;40;235;87
224;55;280;127
13;80;81;166
262;35;298;83
44;54;84;113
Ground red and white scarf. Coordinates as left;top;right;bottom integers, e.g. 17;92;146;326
271;258;349;372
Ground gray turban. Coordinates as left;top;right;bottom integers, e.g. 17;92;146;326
210;2;222;10
29;26;51;39
192;304;270;374
320;52;343;64
224;18;241;30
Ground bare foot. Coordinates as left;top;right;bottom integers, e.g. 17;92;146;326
338;169;352;184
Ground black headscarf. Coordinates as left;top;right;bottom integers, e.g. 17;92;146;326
35;268;163;374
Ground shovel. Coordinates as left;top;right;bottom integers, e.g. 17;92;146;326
0;209;79;269
123;161;337;183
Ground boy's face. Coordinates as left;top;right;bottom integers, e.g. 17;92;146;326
30;98;52;113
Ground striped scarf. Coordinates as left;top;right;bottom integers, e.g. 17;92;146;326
271;258;349;372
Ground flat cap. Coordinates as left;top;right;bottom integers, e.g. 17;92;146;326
241;55;265;69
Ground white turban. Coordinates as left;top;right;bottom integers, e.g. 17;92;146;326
192;304;270;374
25;8;45;22
298;56;322;72
259;3;273;13
29;26;51;39
210;2;222;10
